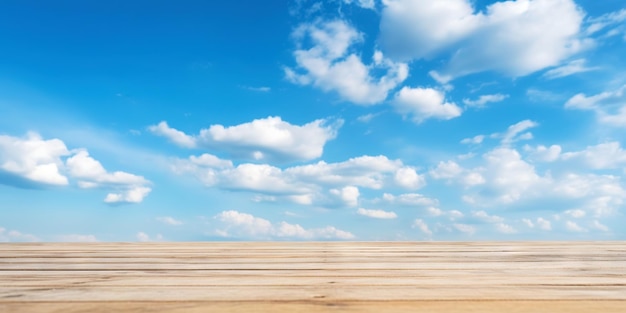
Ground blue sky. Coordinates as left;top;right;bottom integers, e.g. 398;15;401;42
1;0;626;242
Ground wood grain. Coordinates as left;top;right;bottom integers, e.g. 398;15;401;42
1;242;625;312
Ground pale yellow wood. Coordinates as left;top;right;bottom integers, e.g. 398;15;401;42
0;242;625;312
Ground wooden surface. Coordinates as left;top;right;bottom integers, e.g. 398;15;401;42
1;242;625;312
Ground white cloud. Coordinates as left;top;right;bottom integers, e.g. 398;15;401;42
151;116;342;162
591;220;609;232
472;147;546;204
392;87;462;123
522;218;534;228
472;210;504;223
330;185;360;207
565;220;587;233
453;223;475;235
58;234;98;242
0;133;151;204
66;150;152;204
381;192;439;207
463;94;508;108
0;227;38;242
461;135;485;145
215;210;354;240
189;153;234;169
496;223;517;234
136;232;151;242
148;121;196;148
285;155;405;189
430;160;485;188
494;120;539;145
552;173;626;217
430;161;463;179
524;144;562;162
104;187;152;204
537;217;552;231
380;0;587;81
357;112;381;123
286;20;408;105
543;59;599;79
394;167;426;189
157;216;183;226
357;208;398;219
564;209;586;218
561;142;626;169
0;132;70;187
175;154;412;206
344;0;375;9
565;85;626;127
412;219;433;236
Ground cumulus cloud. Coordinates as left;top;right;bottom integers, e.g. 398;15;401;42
381;192;439;207
357;208;398;219
150;116;342;162
380;0;587;81
0;227;38;242
524;144;562;162
215;210;354;240
392;87;462;123
136;232;163;242
496;223;517;234
561;142;626;169
478;147;546;203
565;85;626;127
453;223;476;235
472;210;504;223
462;94;508;108
0;132;70;187
0;133;151;204
537;217;552;230
286;20;408;105
565;220;587;233
412;219;432;236
148;121;196;148
394;167;426;189
66;150;152;204
174;153;417;207
330;185;360;207
429;160;485;187
591;220;609;232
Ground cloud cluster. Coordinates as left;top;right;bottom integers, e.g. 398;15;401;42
379;0;587;81
174;153;425;208
150;116;342;162
66;150;151;204
286;20;408;105
0;227;38;242
0;132;70;187
0;133;151;204
215;210;354;240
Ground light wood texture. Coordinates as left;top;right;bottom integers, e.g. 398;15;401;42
1;242;625;312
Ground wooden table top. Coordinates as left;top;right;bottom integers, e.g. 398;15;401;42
1;242;625;312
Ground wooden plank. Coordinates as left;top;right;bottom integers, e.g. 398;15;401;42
0;242;624;312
